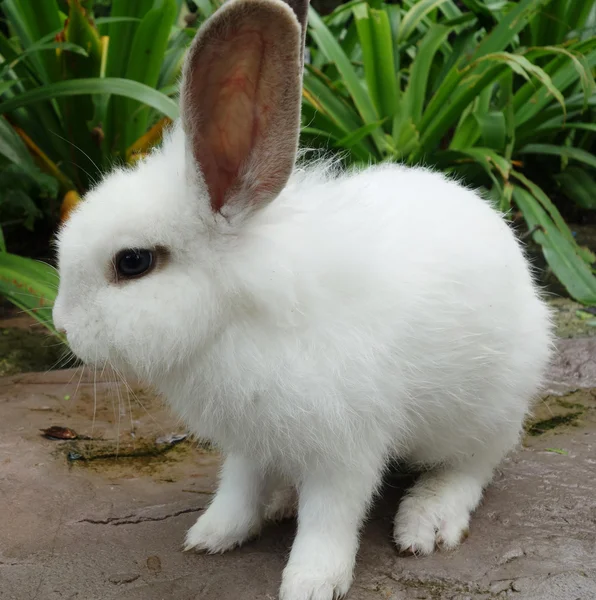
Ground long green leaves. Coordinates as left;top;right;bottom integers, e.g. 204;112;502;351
0;78;179;121
120;0;178;154
308;6;387;154
513;185;596;305
353;4;398;120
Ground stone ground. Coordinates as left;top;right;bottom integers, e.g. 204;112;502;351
1;301;596;600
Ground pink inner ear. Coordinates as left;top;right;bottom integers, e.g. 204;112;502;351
192;30;266;212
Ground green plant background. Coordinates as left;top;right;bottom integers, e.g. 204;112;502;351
1;0;596;336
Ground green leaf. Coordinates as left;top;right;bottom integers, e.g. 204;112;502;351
303;70;363;133
534;45;596;111
476;52;566;117
513;185;596;305
519;143;596;170
449;110;480;150
353;4;399;120
193;0;218;19
514;44;596;125
0;33;73;172
336;119;387;148
104;0;155;157
516;92;596;140
459;0;495;21
95;16;143;27
535;122;596;137
403;23;451;126
105;0;153;79
475;111;506;150
0;78;179;120
0;41;89;79
417;62;509;155
398;0;449;44
1;0;62;83
512;169;577;248
472;0;552;60
0;252;61;337
57;0;104;191
308;6;386;154
418;48;566;156
324;0;365;25
0;116;36;167
158;27;194;90
302;72;377;159
437;147;511;184
431;26;476;93
0;80;21;96
123;0;178;150
554;167;596;210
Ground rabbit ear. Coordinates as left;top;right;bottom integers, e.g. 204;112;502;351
283;0;309;65
180;0;308;216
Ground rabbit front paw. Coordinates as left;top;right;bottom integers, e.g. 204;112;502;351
183;505;261;553
280;564;352;600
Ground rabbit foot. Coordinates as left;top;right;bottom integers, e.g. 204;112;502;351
183;506;261;553
394;493;471;555
280;564;352;600
264;486;297;523
393;464;488;555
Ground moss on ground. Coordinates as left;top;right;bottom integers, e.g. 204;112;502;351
0;327;69;376
527;412;583;436
524;388;595;442
549;298;596;339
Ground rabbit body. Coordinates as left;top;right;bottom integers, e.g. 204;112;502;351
55;126;552;600
53;1;553;597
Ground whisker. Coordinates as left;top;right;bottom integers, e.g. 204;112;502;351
71;362;87;406
106;363;118;432
43;348;76;375
114;369;124;457
110;364;167;435
50;130;102;179
91;351;99;437
125;379;135;438
60;364;85;397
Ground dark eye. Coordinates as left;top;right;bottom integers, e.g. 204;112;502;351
115;249;154;279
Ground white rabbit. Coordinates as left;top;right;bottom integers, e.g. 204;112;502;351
52;0;553;598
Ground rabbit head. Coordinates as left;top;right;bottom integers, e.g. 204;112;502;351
53;0;309;377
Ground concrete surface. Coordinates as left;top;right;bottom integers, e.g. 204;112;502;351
1;318;596;599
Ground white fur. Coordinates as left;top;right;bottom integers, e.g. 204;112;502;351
54;118;552;598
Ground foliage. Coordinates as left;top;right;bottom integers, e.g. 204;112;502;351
302;0;596;304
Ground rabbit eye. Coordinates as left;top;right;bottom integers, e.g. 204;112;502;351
115;249;154;280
